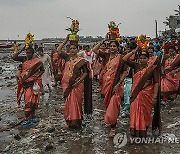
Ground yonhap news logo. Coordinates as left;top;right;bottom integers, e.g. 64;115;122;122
113;133;179;148
113;133;128;148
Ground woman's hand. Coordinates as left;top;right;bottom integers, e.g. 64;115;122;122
113;83;121;94
65;34;70;42
72;80;81;87
152;97;157;106
104;32;110;41
20;78;26;85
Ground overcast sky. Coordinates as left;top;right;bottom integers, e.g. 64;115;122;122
0;0;179;40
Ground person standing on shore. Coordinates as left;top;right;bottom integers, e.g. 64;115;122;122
38;47;53;94
12;47;44;119
78;45;96;78
92;33;127;137
16;64;24;108
57;35;92;129
51;44;65;86
123;47;159;137
161;46;180;102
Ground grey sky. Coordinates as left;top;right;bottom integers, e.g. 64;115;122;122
0;0;179;39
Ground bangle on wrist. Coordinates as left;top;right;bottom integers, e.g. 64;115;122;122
118;80;123;85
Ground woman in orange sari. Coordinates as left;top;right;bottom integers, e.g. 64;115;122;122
123;48;159;137
92;35;127;137
57;35;92;129
93;43;106;81
51;44;65;86
16;64;24;108
12;47;44;119
161;46;180;102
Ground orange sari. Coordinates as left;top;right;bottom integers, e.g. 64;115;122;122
61;56;92;127
102;55;122;107
52;51;65;81
161;54;180;100
103;55;125;127
21;58;43;117
130;60;158;137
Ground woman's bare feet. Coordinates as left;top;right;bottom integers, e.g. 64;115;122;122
109;129;116;138
64;124;69;129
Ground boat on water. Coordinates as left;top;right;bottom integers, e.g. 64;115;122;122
0;43;13;48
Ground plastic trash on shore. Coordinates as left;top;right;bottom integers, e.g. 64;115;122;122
167;121;180;128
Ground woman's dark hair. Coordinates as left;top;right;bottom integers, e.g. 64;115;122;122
18;64;22;69
78;45;83;50
171;35;177;39
156;45;160;51
148;47;154;51
149;42;153;45
37;47;44;52
109;41;119;48
26;47;35;54
168;45;176;51
101;42;106;47
129;42;137;50
34;43;38;50
70;43;78;49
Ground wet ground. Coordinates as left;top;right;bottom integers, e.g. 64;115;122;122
0;52;180;154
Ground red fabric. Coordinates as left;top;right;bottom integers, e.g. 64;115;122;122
52;51;65;81
93;60;102;77
104;85;123;127
101;55;121;107
61;57;84;126
17;83;24;105
21;58;42;111
161;55;179;96
130;68;154;136
164;43;180;54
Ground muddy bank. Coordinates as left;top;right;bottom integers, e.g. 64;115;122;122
0;54;179;154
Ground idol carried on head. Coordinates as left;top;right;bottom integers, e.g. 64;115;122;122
25;32;34;49
108;21;120;41
66;17;80;46
137;34;149;51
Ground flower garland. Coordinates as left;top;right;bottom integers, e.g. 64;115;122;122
25;33;34;49
108;21;120;41
137;34;149;51
66;17;79;42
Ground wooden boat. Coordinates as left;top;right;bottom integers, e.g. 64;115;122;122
0;43;13;48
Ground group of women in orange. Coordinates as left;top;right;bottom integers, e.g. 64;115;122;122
12;32;180;138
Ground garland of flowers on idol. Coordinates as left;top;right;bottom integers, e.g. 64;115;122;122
137;34;149;51
108;21;120;41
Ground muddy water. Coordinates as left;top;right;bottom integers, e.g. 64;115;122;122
0;53;179;154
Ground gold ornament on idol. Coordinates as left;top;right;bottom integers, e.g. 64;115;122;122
25;32;34;49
